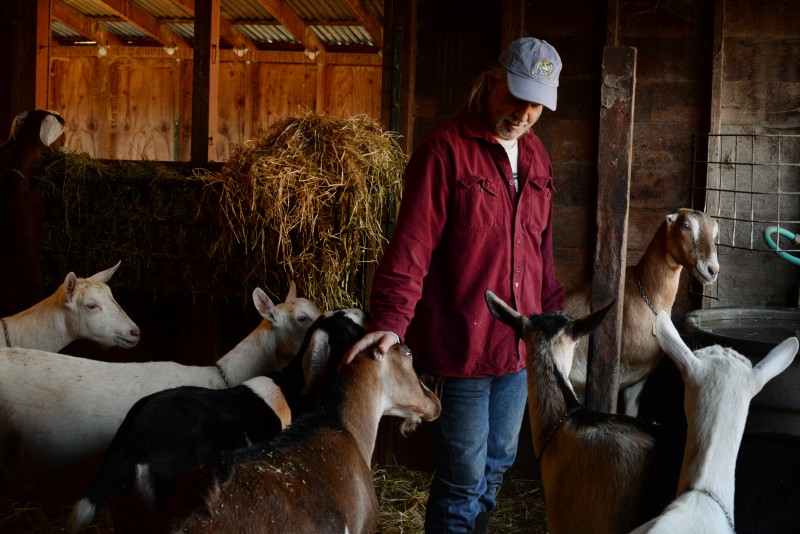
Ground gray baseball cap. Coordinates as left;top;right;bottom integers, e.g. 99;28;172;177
498;37;561;111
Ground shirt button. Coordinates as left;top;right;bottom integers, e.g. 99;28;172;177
515;267;520;273
509;179;514;186
514;282;519;288
516;237;521;244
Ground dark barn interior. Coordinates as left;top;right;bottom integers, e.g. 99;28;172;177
1;0;799;532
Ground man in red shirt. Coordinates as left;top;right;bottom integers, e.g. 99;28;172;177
345;37;565;533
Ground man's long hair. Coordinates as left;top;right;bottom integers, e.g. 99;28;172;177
466;65;506;121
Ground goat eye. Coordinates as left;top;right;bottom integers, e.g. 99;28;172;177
682;223;691;230
86;303;99;310
297;315;311;323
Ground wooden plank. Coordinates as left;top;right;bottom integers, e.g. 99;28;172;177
215;61;248;161
252;63;317;135
50;57;109;158
36;0;51;109
323;65;382;119
107;57;178;160
586;45;637;414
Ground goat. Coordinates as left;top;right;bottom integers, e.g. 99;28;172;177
165;343;442;534
0;261;140;352
485;289;685;534
564;208;720;416
629;312;797;533
68;308;367;532
0;282;320;502
0;110;66;316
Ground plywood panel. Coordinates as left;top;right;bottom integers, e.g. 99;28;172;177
50;57;108;158
323;65;382;119
108;57;179;161
216;61;250;161
252;63;317;137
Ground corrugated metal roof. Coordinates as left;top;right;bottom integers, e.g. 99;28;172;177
53;0;383;51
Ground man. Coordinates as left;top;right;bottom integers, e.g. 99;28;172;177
345;37;565;533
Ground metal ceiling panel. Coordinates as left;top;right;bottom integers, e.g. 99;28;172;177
54;0;383;50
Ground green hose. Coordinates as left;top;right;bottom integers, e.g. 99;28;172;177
763;226;800;266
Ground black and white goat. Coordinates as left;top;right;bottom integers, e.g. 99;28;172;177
68;308;367;532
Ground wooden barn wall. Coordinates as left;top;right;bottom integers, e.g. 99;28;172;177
706;0;800;308
527;0;716;319
48;48;382;162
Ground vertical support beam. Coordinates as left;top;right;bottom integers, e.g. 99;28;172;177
501;0;525;46
586;46;637;414
0;0;39;130
35;0;52;109
191;0;219;164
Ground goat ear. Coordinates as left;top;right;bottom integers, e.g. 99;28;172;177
572;300;615;339
484;289;525;335
655;310;695;373
253;287;277;323
666;212;678;225
752;337;799;392
286;281;297;302
7;111;29;143
302;331;331;394
89;261;121;283
63;272;78;302
40;113;65;148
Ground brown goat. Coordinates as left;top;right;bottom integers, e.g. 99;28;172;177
564;209;719;415
165;343;441;534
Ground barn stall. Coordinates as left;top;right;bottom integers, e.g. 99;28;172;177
1;0;799;532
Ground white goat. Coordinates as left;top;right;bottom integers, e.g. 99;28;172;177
165;343;442;534
564;209;720;416
0;282;320;502
629;312;798;533
0;261;140;352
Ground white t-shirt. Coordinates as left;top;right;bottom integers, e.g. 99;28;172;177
497;137;519;192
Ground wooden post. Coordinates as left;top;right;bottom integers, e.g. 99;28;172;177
191;0;220;164
586;46;637;414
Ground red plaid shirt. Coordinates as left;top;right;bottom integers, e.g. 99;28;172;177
369;113;564;377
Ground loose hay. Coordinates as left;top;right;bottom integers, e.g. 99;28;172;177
210;111;405;310
1;467;547;533
373;465;548;534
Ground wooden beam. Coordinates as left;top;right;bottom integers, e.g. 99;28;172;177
53;0;126;46
191;0;220;164
586;46;637;414
340;0;382;47
255;0;325;55
35;0;51;109
94;0;187;48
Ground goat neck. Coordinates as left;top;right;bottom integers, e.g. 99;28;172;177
630;222;682;316
524;319;584;456
2;292;69;352
338;354;385;465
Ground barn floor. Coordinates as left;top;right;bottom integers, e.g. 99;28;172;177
0;466;548;533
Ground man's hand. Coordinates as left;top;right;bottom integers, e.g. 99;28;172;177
339;330;400;371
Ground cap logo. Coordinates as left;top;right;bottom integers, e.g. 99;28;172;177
532;59;555;80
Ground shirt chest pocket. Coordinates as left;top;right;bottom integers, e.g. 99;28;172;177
523;176;553;232
455;175;499;232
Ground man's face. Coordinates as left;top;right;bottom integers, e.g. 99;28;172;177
487;79;544;140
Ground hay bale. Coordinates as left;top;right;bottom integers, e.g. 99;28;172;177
212;111;405;310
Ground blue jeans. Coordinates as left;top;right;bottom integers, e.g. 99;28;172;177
424;368;528;533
